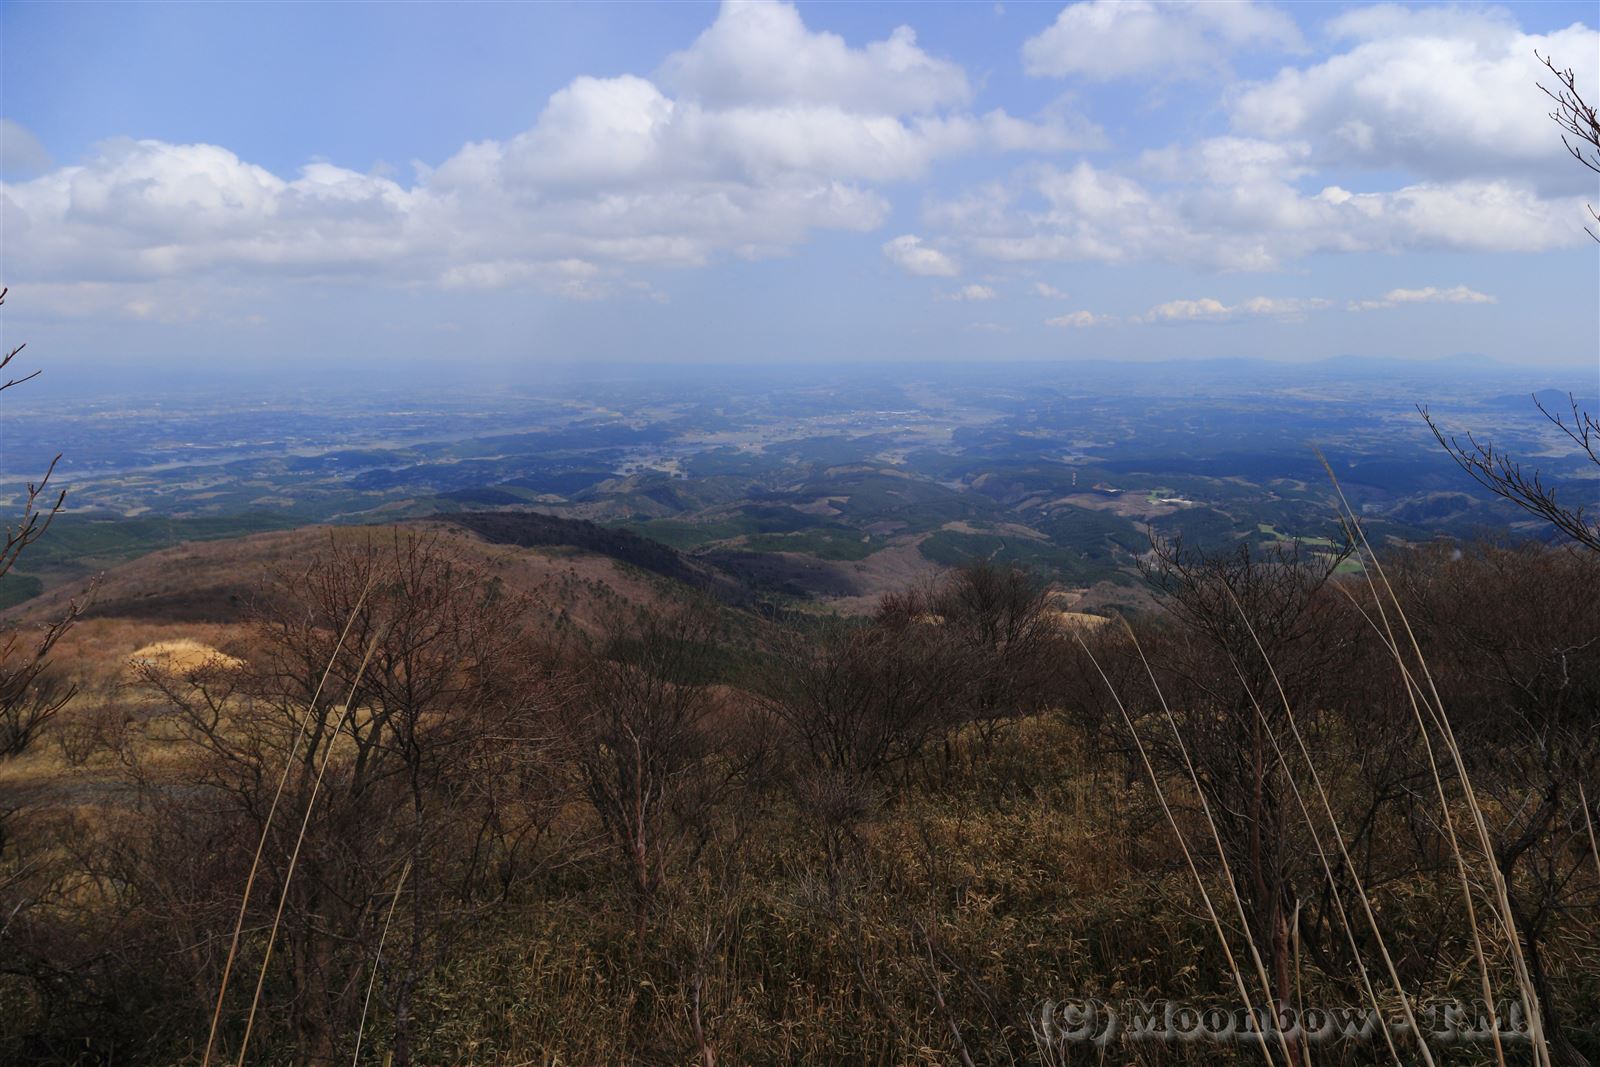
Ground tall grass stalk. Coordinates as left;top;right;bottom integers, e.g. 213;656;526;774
1333;577;1508;1067
1581;782;1600;890
200;575;375;1067
1071;630;1279;1066
1319;454;1546;1067
235;626;385;1067
1216;587;1438;1067
1221;650;1403;1066
352;858;412;1067
1116;618;1331;1067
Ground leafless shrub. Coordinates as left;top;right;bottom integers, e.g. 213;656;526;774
0;668;73;759
564;602;747;963
1392;540;1600;1065
766;616;967;790
120;531;569;1066
51;700;130;768
0;292;96;1058
892;560;1060;756
1127;538;1371;1040
0;291;87;763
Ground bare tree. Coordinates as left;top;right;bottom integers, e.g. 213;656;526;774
1135;536;1360;1046
1418;57;1600;551
0;669;73;759
1537;51;1600;241
565;602;745;965
918;561;1057;750
765;616;964;791
0;291;66;582
762;609;967;903
0;289;83;762
1395;542;1600;1067
126;531;565;1065
0;292;91;1048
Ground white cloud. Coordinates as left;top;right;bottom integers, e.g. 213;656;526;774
936;5;1599;273
661;0;970;113
1;119;53;177
1349;285;1497;311
436;257;644;302
967;320;1015;333
1140;136;1312;186
940;283;997;301
1;0;1090;301
1046;310;1108;328
980;106;1106;153
4;0;1582;334
3;140;421;281
1144;295;1330;323
928;156;1590;271
1023;0;1303;81
882;234;958;277
1236;295;1332;317
1140;288;1492;321
1231;7;1600;190
1146;297;1233;322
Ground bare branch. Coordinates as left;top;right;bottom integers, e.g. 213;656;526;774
1421;403;1600;554
1537;52;1600;241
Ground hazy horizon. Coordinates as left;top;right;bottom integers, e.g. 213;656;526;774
9;350;1597;408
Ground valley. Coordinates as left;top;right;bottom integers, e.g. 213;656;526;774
3;359;1592;617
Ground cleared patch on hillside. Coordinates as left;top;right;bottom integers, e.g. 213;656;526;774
128;639;244;674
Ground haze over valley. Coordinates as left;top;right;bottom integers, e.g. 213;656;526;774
3;358;1594;616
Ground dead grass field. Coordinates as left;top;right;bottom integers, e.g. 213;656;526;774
0;522;702;825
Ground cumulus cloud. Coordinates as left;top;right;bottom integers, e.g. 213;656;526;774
1023;0;1302;81
1146;297;1233;322
940;283;997;301
927;153;1590;271
1144;295;1330;323
882;234;958;276
661;0;969;113
1;0;1089;302
1046;309;1108;328
1032;282;1068;298
929;8;1597;274
3;141;422;280
1349;285;1496;311
1140;136;1312;186
1231;7;1600;190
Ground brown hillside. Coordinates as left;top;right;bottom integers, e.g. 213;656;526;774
5;521;690;638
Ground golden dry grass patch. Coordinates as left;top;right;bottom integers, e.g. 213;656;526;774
1048;609;1111;632
128;638;245;674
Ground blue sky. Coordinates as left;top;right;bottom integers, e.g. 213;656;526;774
2;0;1597;373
